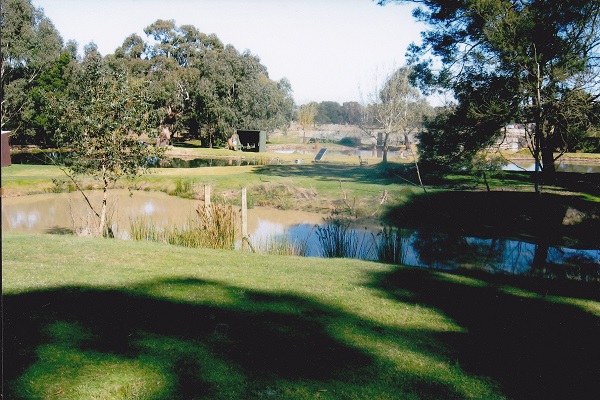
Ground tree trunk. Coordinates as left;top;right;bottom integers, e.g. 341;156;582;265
540;144;556;174
157;124;172;147
531;243;549;277
99;165;108;237
381;132;390;164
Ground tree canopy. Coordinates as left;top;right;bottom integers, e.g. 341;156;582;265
113;18;294;147
1;3;294;148
1;0;63;142
380;0;600;179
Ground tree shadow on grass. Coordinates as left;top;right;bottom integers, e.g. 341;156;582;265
252;163;414;186
4;278;472;399
368;267;600;400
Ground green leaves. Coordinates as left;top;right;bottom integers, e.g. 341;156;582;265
391;0;600;173
56;53;164;183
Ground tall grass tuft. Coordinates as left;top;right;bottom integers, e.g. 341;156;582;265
129;217;164;242
168;179;195;199
129;203;238;250
250;232;311;256
315;216;374;259
375;226;406;264
186;203;238;249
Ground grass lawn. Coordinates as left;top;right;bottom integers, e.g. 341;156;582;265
0;162;426;217
3;233;599;400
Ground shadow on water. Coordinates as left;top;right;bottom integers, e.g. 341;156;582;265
368;267;600;400
383;190;600;249
4;278;473;399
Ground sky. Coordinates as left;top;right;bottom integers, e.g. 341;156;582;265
31;0;426;105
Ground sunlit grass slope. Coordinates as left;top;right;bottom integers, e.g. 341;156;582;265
3;233;599;399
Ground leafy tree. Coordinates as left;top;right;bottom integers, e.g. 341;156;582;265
297;102;319;143
114;33;146;59
341;101;364;125
27;50;76;146
52;45;164;237
116;20;293;147
316;101;344;124
1;0;63;143
380;0;600;188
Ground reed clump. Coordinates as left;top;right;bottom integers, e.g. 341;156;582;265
375;226;406;264
129;202;238;250
168;179;196;199
249;232;311;256
315;215;374;259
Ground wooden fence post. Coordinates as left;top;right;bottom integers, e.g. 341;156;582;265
204;184;212;219
241;187;248;251
204;184;211;207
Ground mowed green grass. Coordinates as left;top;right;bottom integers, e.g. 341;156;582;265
3;233;599;399
0;162;425;216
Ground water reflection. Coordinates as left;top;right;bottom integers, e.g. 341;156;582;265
402;231;599;280
11;151;600;173
260;224;599;280
503;161;600;173
1;190;325;241
2;191;597;280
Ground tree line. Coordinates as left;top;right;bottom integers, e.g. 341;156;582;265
1;0;295;148
4;0;599;181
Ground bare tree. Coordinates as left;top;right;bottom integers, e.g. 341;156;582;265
361;66;430;163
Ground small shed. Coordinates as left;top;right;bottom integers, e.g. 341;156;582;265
1;131;11;167
237;130;266;153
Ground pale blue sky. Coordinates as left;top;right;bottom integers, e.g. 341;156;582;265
31;0;425;105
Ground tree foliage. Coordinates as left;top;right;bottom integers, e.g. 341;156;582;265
2;6;294;149
114;19;294;147
381;0;600;179
52;44;164;236
1;0;63;142
297;102;319;143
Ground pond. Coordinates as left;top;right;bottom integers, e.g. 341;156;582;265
2;190;598;280
8;152;257;168
11;150;600;174
502;160;600;173
0;190;324;240
9;148;386;167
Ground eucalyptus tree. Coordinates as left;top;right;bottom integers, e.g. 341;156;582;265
140;20;204;146
53;44;163;237
119;19;293;147
235;72;294;133
229;51;294;135
380;0;600;187
341;101;364;125
188;41;294;146
297;102;319;143
1;0;63;143
316;101;344;124
362;66;430;163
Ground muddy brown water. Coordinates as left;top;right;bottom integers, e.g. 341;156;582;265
2;190;598;279
1;190;325;240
